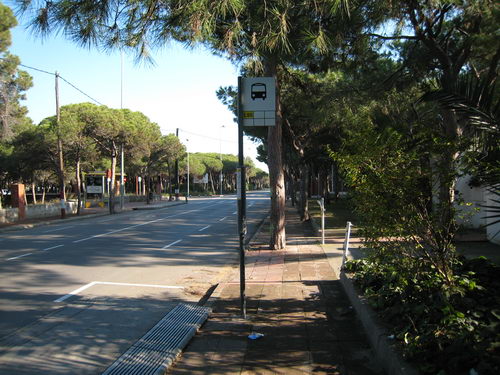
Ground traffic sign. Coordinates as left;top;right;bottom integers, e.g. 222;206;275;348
240;77;276;126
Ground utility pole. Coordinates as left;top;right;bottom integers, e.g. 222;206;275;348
55;72;66;219
175;128;180;200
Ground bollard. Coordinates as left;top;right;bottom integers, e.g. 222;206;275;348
342;221;353;267
316;197;325;245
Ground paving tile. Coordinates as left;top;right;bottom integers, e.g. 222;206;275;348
169;204;382;375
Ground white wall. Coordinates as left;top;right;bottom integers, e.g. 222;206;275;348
485;189;500;245
455;175;486;229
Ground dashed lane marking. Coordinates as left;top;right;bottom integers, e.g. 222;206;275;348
7;253;32;261
54;281;183;303
162;239;182;249
42;244;64;251
42;226;75;233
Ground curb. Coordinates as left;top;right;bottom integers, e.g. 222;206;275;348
310;215;320;235
0;201;186;233
0;212;110;233
132;201;187;211
200;211;270;311
245;212;269;246
339;272;419;375
316;218;419;375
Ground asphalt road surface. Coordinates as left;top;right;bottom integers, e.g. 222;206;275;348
0;191;269;374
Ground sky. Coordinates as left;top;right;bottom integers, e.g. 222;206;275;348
6;3;267;171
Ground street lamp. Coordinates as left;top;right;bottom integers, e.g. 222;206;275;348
186;139;190;201
219;125;225;197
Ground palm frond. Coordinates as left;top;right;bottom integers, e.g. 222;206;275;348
419;73;499;134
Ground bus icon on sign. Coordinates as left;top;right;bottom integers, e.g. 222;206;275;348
251;83;267;100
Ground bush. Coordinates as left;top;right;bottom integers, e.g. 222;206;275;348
345;255;500;374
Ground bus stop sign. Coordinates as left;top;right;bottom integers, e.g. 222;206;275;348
240;77;276;126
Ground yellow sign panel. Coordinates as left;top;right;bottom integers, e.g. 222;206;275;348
243;111;254;119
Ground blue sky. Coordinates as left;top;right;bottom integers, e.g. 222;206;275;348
7;5;267;171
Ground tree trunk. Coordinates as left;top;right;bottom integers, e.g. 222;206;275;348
209;172;216;195
299;164;310;221
31;182;37;204
290;174;296;207
76;159;82;215
322;169;330;205
265;58;286;250
146;175;151;204
437;108;461;225
332;162;340;199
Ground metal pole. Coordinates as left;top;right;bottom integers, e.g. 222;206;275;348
120;145;124;210
55;72;66;219
186;139;190;202
237;76;246;319
120;50;124;109
175;128;180;200
219;126;223;196
342;221;353;267
321;197;325;245
120;53;125;210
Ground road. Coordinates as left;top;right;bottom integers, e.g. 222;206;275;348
0;191;269;374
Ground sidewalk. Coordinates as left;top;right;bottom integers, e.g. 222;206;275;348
0;198;187;232
168;204;382;375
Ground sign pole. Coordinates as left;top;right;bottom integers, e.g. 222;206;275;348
237;76;246;319
238;75;275;319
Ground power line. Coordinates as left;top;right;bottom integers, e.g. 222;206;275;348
18;62;53;76
58;75;104;106
181;129;237;144
4;59;243;142
1;57;104;106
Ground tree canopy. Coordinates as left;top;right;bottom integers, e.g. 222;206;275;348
0;3;32;140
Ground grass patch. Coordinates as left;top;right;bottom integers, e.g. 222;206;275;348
307;198;357;229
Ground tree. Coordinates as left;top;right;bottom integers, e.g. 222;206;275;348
7;122;52;203
364;0;500;240
57;103;99;213
72;104;127;213
0;3;32;140
196;153;222;195
145;133;185;201
16;0;352;249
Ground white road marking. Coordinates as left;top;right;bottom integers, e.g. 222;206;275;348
199;225;211;232
54;282;96;302
219;216;227;221
71;210;195;243
97;217;116;223
162;239;182;249
7;253;32;261
54;281;183;302
42;226;74;233
70;206;217;244
42;244;64;251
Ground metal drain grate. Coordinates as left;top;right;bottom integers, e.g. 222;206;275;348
102;303;211;375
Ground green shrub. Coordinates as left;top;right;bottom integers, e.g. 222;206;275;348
345;256;500;374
